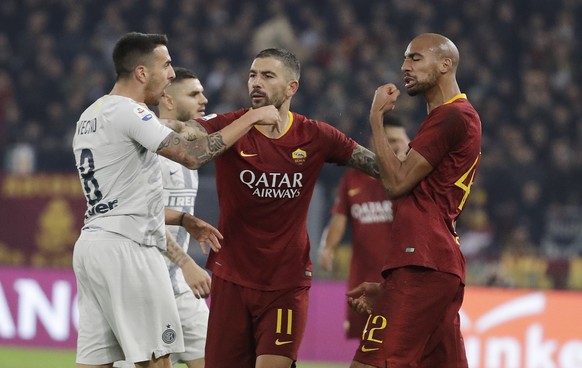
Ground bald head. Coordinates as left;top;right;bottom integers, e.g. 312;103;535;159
410;33;459;71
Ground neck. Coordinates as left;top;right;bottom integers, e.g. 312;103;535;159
256;107;290;139
110;80;146;103
424;78;460;113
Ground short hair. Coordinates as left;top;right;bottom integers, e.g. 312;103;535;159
383;114;404;128
172;67;198;83
112;32;168;80
255;48;300;81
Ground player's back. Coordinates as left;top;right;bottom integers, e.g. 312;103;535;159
72;95;169;248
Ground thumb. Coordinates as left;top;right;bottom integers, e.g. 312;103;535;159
346;282;367;298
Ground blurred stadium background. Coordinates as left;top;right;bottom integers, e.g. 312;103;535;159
1;0;582;367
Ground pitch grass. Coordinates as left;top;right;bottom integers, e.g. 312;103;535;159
0;347;348;368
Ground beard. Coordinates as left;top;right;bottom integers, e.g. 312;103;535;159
406;72;439;96
250;90;285;109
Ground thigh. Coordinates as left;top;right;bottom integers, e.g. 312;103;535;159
419;284;468;368
75;232;184;364
353;267;462;367
171;291;209;364
205;276;255;368
253;286;310;361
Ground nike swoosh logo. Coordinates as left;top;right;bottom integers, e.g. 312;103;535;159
361;345;380;352
348;188;361;197
240;150;258;157
275;339;294;346
169;170;179;176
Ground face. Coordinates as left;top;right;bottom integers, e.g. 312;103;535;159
401;38;440;96
370;126;410;159
143;45;175;105
248;57;293;109
164;78;208;121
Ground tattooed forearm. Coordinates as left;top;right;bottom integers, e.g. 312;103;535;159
164;229;190;267
157;132;181;151
347;145;380;178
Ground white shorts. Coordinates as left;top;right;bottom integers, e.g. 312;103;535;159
73;230;184;365
172;290;209;364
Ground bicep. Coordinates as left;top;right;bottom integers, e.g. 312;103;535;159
393;148;433;196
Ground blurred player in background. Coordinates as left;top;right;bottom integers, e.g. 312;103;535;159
318;115;409;340
348;33;481;368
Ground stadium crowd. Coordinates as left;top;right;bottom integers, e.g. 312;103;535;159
1;0;582;289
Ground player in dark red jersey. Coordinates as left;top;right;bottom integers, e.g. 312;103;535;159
174;48;379;368
318;116;410;340
348;33;481;368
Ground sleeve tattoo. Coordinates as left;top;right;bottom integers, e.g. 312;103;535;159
347;145;380;178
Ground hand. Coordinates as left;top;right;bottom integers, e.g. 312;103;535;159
370;84;400;116
182;215;223;255
249;105;281;130
318;247;334;272
181;258;212;298
346;282;382;315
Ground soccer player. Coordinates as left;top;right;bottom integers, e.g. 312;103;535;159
318;115;410;340
114;67;210;368
172;48;379;368
347;33;482;368
72;32;279;368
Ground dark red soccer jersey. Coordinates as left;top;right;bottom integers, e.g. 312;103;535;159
332;169;392;288
199;109;357;290
383;96;482;283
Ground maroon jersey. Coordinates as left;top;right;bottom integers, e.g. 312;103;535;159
332;169;392;287
384;95;481;283
199;109;357;290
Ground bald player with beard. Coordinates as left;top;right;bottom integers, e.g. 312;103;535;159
348;33;482;368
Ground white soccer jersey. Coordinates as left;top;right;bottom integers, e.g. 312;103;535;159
72;95;173;250
160;156;199;294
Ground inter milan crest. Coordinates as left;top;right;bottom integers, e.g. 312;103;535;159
162;324;176;344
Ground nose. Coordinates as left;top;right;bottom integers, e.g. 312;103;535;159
201;94;208;104
401;59;410;73
169;66;176;80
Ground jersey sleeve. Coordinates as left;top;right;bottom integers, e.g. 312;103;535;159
114;102;173;152
410;105;465;167
317;121;358;165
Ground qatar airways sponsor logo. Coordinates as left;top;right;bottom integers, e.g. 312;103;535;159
462;292;582;368
239;170;302;198
350;200;392;224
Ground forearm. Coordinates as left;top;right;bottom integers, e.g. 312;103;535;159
347;145;380;179
165;208;188;226
164;229;191;267
370;112;403;193
321;215;347;251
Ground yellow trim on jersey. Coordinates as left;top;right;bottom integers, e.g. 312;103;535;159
444;93;467;105
254;111;294;138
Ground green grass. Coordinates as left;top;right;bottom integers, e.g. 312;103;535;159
0;347;347;368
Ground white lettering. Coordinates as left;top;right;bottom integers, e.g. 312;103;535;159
525;324;557;368
486;337;521;368
559;341;582;367
240;170;255;189
0;283;16;338
15;279;71;341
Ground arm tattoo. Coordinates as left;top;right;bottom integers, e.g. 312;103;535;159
164;230;190;267
347;145;380;178
157;129;227;167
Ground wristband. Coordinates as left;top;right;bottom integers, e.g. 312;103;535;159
178;212;187;227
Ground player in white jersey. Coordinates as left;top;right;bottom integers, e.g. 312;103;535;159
72;32;280;368
115;67;210;368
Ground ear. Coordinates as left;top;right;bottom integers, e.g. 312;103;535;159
287;80;299;97
440;58;452;74
134;65;147;83
160;92;173;110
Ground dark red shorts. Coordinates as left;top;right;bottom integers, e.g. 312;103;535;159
353;266;468;368
205;275;309;368
346;307;369;339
